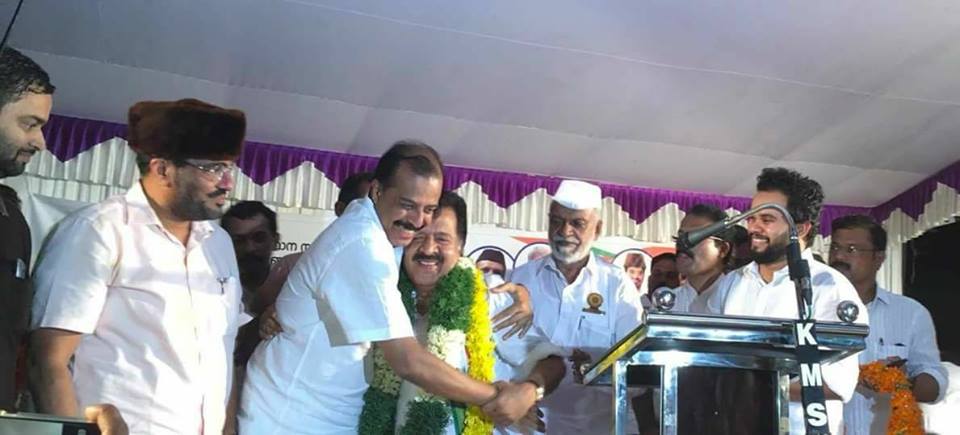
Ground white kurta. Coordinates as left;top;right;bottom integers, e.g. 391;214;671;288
510;253;645;434
843;287;948;435
239;198;414;435
31;182;246;435
671;275;722;314
706;249;869;435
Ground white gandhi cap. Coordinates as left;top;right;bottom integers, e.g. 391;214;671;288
552;179;602;210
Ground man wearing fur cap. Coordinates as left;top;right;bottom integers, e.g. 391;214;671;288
30;98;250;435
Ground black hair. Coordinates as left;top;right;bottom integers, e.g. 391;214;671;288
686;203;727;224
831;214;886;251
337;171;373;205
731;225;749;246
135;152;152;174
372;140;443;188
0;47;55;107
685;203;735;265
651;252;677;267
221;201;278;235
437;191;468;250
756;167;824;245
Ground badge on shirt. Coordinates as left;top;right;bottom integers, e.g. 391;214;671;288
582;292;605;314
14;258;27;280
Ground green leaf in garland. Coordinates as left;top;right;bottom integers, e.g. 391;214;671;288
427;265;474;331
399;400;451;435
358;387;398;435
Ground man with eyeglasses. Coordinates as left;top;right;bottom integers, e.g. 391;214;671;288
829;215;947;434
706;167;868;435
30;99;248;435
508;179;645;434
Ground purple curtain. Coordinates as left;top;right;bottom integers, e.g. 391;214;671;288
48;113;955;236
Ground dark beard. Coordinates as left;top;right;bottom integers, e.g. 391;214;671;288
170;176;226;221
753;234;788;265
0;135;27;178
0;158;25;178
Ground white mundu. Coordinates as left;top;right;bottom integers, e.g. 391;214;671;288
707;249;869;435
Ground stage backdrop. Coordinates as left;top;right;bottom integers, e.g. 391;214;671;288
6;114;960;293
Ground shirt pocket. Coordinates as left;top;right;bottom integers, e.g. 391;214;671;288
200;276;240;338
578;314;614;353
876;343;909;360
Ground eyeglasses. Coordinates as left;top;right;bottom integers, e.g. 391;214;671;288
671;234;723;245
828;244;880;255
182;160;236;182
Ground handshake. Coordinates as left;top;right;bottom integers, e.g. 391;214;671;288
481;380;545;433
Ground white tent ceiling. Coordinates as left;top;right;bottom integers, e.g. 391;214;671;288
7;0;960;206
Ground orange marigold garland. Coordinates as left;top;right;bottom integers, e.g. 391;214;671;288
859;361;923;435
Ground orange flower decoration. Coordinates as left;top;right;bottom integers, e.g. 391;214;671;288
859;361;924;435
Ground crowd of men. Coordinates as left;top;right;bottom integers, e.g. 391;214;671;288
0;46;950;435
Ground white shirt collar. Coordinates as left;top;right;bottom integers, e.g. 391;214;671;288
742;248;816;283
541;251;599;281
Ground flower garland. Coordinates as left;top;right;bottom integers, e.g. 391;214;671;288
860;361;924;435
358;257;496;435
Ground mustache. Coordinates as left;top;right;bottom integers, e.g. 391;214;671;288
208;188;228;198
413;252;442;263
830;261;851;271
394;220;421;232
551;236;579;245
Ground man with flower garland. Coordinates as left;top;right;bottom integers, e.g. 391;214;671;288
358;191;566;434
508;179;646;434
239;141;534;434
829;215;947;435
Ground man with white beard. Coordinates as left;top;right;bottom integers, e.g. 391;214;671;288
509;179;645;434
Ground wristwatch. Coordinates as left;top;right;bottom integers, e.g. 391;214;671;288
524;379;545;401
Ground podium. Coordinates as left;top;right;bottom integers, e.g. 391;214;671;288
582;312;867;435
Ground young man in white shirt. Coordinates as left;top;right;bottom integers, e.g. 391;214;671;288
706;167;869;435
509;179;646;434
829;214;948;434
30;99;249;435
239;141;532;434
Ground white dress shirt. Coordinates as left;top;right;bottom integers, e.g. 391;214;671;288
239;198;414;434
510;253;645;435
706;249;869;435
843;287;948;435
670;275;721;314
31;182;245;435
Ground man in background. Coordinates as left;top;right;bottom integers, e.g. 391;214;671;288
0;46;53;413
477;248;508;279
622;252;646;293
830;215;947;434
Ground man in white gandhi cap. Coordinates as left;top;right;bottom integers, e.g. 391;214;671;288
507;179;646;434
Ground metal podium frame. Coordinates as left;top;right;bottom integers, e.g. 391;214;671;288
582;312;867;435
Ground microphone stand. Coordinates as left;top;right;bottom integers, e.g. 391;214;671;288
678;203;830;434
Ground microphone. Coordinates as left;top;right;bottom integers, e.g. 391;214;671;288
675;217;735;253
